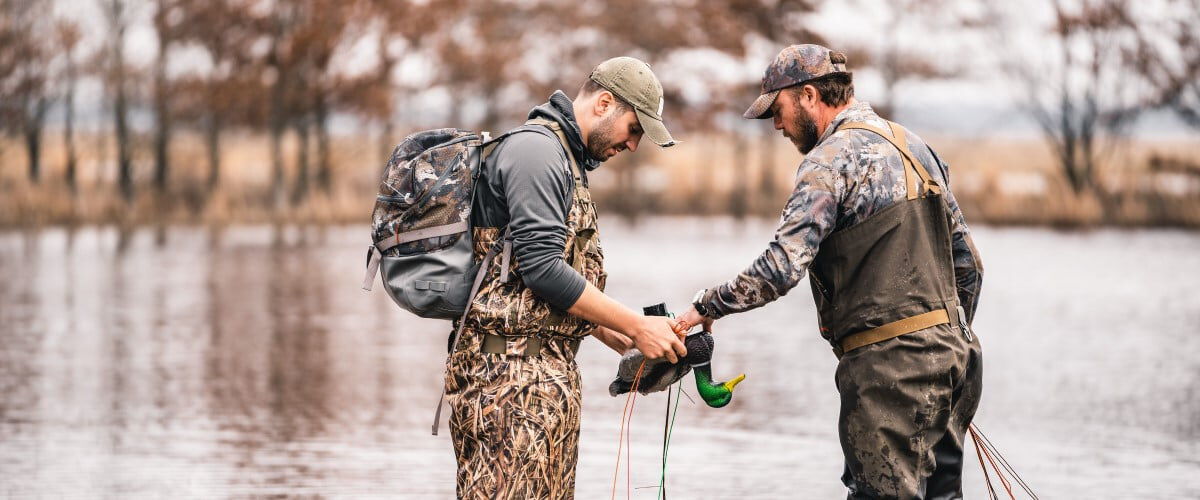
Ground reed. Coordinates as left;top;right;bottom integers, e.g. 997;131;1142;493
2;132;1197;228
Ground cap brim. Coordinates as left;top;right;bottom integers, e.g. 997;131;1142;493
635;109;677;147
743;90;780;119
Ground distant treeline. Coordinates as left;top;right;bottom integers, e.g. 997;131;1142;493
0;0;1197;225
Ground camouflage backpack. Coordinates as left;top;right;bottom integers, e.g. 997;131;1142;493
361;124;553;321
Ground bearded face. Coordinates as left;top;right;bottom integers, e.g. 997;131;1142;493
786;99;821;154
586;111;628;161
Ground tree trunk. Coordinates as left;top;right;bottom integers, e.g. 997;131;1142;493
24;99;47;183
153;39;171;191
758;132;777;215
380;117;395;167
293;117;311;204
114;33;133;202
314;92;331;193
692;135;715;215
728;133;748;219
206;113;221;191
64;55;78;192
377;45;397;168
270;81;287;210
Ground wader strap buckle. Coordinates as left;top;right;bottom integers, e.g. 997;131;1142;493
836;308;951;358
481;332;581;357
956;305;974;342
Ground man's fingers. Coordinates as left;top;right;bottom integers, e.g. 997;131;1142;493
672;338;687;359
664;349;678;364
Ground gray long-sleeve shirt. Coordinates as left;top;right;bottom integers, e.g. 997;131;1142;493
471;91;601;311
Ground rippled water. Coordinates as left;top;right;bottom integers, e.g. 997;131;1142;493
1;219;1198;498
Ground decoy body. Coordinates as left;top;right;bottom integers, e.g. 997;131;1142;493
609;330;745;408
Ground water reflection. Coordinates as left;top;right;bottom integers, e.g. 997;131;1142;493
0;221;1197;498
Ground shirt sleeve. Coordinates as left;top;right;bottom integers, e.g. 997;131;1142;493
701;157;845;318
928;147;985;323
492;131;587;311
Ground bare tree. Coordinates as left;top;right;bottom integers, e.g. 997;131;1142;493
0;0;53;184
57;20;83;192
1124;0;1200;129
368;0;454;162
177;0;259;192
257;0;303;209
705;0;826;216
291;0;364;195
103;0;135;201
842;0;965;120
152;0;182;191
987;0;1149;194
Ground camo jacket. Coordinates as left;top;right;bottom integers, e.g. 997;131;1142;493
699;101;984;323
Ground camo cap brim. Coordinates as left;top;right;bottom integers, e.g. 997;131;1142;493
743;89;782;119
744;44;849;120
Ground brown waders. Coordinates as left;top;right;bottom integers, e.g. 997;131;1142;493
443;119;606;499
809;121;983;500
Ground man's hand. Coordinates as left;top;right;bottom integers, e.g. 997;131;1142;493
627;316;687;364
591;326;634;355
676;305;714;333
566;283;686;363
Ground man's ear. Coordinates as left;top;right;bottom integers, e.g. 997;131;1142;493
801;84;819;106
593;91;614;117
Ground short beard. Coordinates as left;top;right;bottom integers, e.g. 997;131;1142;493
787;104;820;154
586;111;623;161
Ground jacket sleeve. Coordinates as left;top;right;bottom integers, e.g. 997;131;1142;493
928;147;984;323
492;131;587;311
701;158;844;318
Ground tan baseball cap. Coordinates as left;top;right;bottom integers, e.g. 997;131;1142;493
589;57;677;147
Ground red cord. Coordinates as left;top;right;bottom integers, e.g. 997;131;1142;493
611;360;646;500
971;425;1016;499
970;427;997;498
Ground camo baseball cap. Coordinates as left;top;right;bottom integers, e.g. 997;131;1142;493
590;57;677;147
744;44;849;119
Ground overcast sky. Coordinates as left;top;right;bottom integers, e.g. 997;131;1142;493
45;0;1197;139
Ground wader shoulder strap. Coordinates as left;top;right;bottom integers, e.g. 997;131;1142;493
524;118;590;275
524;117;584;189
837;121;942;199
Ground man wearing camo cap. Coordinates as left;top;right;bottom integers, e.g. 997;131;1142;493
443;56;685;499
678;44;986;499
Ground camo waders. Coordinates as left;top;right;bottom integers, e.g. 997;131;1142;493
810;121;983;500
443;119;606;499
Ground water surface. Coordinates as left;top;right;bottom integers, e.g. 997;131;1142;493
1;219;1197;498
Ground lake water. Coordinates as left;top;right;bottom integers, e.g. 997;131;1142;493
1;219;1198;499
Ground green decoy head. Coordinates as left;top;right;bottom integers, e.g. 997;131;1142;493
683;331;746;408
693;365;745;407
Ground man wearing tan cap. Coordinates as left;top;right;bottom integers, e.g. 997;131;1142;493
443;56;684;498
678;44;985;498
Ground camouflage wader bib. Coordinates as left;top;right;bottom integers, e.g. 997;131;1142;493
813;121;983;499
444;119;606;499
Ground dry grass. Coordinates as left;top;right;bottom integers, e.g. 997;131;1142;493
1;130;1198;228
604;132;1200;227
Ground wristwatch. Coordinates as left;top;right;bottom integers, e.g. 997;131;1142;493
691;288;712;318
